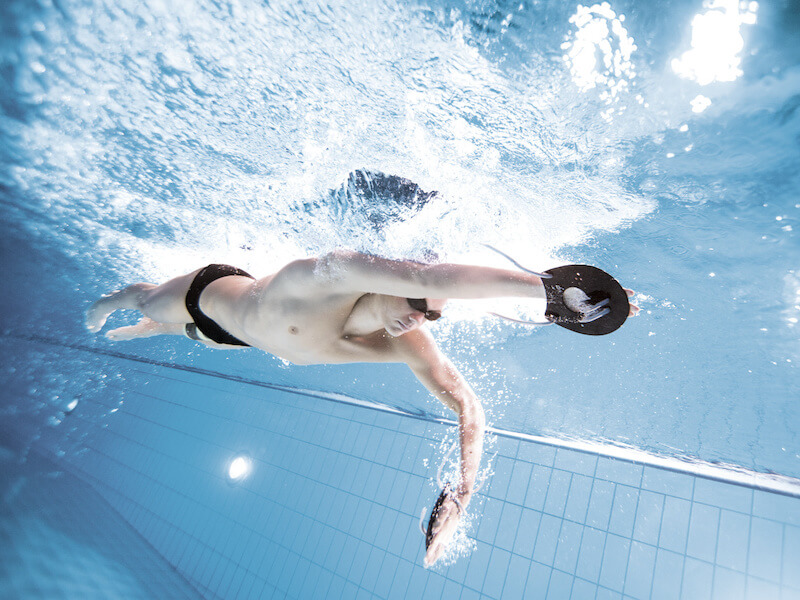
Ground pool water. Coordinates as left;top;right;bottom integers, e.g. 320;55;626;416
1;0;799;598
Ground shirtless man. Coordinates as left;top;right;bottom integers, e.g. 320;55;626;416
85;250;638;566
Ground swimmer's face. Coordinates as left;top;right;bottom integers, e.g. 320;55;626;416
385;297;447;337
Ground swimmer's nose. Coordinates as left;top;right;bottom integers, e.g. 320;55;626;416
411;312;426;325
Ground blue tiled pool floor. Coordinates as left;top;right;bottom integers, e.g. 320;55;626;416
43;347;800;600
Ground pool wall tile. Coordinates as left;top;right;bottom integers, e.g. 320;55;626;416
29;360;800;600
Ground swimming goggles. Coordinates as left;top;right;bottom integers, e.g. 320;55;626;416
406;298;442;321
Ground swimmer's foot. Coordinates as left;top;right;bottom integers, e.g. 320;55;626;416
85;294;118;333
85;283;157;333
106;317;162;341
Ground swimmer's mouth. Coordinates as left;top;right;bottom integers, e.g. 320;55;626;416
396;320;410;332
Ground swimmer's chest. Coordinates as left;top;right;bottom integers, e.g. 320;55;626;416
246;295;392;364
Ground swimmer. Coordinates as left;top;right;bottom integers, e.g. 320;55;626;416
85;250;639;566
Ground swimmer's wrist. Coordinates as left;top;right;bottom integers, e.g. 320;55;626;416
455;486;473;505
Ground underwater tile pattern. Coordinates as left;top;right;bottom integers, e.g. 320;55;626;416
0;451;201;600
55;358;800;600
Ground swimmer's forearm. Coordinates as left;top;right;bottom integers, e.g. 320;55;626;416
456;394;485;502
418;263;545;300
325;251;545;299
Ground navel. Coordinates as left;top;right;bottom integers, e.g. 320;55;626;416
289;326;299;335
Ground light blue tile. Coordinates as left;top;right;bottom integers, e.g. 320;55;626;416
783;524;800;589
596;457;642;487
403;567;428;599
444;545;470;583
494;436;520;458
716;509;750;572
441;580;462;600
747;516;782;582
495;502;523;552
686;503;719;562
518;442;556;467
482;547;511;600
642;468;694;501
608;485;638;538
651;548;684;600
554;520;583;573
586;480;615;530
421;568;446;597
387;561;412;600
595;587;623;600
360;547;386;592
513;508;541;558
525;465;553;511
523;562;552;600
460;588;481;600
658;496;691;554
599;534;630;592
533;514;562;565
477;497;504;544
544;470;572;517
546;570;573;600
694;479;752;515
623;541;656;600
555;449;598;476
507;460;533;506
744;576;781;600
464;542;493;592
564;475;593;523
752;491;800;528
576;527;606;582
375;554;399;598
633;490;664;546
711;567;745;600
682;557;713;600
570;578;597;600
502;553;532;600
488;456;515;500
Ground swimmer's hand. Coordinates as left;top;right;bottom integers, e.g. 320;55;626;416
424;493;467;567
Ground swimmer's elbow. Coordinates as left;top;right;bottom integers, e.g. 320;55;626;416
460;394;485;428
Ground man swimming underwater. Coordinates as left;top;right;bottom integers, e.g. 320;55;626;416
86;249;638;566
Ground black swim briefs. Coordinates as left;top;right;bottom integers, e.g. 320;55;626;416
185;264;254;347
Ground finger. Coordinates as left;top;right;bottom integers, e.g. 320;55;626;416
580;307;610;323
424;545;442;567
624;288;634;297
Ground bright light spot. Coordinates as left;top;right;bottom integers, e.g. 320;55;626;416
691;94;712;113
228;456;251;481
679;124;689;132
66;399;78;413
666;152;675;158
709;272;716;277
563;2;637;106
671;0;757;85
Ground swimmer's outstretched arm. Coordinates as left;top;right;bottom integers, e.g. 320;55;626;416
394;328;484;566
317;250;546;300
